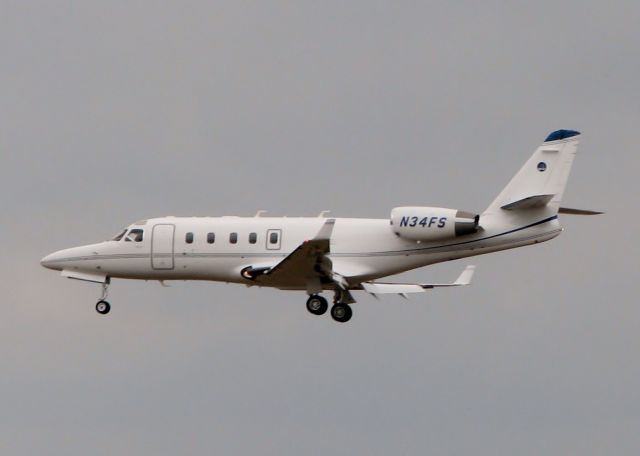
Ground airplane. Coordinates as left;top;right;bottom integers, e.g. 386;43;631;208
41;129;601;322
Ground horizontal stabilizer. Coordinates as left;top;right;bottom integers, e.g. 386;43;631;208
501;194;554;210
361;265;475;295
559;207;604;215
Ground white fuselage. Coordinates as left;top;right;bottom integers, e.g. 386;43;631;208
41;210;562;290
39;130;585;322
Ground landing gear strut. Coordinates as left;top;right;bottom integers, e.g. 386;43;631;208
306;295;328;315
96;281;111;315
329;288;353;323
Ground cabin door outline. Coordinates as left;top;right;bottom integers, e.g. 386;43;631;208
151;224;175;270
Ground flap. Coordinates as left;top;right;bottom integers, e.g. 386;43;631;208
361;283;425;294
361;265;475;295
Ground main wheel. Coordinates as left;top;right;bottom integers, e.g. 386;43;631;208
96;300;111;315
330;303;352;323
306;295;328;315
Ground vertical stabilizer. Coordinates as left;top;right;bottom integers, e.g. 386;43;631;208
484;130;581;215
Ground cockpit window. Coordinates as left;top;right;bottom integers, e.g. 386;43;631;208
112;229;127;241
125;229;144;242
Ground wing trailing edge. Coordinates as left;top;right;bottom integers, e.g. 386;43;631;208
360;265;475;296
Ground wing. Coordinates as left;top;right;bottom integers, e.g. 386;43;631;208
245;219;337;291
359;265;475;297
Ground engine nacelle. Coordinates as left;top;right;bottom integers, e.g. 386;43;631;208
390;207;479;241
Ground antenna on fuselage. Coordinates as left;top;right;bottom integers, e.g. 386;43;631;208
317;210;331;218
254;210;268;217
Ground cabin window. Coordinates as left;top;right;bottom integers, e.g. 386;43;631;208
249;232;257;244
229;232;238;244
207;232;215;244
185;232;194;244
112;229;127;241
270;232;279;244
125;229;144;242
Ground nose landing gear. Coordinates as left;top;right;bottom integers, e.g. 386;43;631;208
96;300;111;314
95;281;111;315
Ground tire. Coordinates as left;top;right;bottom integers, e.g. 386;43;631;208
306;295;328;315
96;300;111;315
330;303;352;323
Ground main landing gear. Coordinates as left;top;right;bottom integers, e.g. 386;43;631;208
306;293;353;323
306;295;328;315
95;281;111;315
330;303;352;323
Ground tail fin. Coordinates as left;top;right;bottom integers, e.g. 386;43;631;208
484;130;581;215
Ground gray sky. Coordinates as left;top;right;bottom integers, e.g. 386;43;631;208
1;1;639;455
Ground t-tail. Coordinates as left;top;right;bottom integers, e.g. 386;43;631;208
482;130;602;221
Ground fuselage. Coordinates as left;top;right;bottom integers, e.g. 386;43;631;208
38;129;586;322
41;210;562;289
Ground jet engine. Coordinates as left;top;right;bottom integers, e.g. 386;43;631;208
390;207;479;241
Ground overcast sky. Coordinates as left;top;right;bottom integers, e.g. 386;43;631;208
1;1;639;455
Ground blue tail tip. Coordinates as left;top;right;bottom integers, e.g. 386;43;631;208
544;129;580;142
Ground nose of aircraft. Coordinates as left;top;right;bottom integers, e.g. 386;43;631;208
40;250;65;271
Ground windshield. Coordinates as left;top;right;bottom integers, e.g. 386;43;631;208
111;229;127;241
125;228;144;242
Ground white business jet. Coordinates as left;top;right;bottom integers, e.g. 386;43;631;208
41;130;600;322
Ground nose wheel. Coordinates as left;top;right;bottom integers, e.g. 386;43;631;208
95;281;111;315
96;300;111;314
